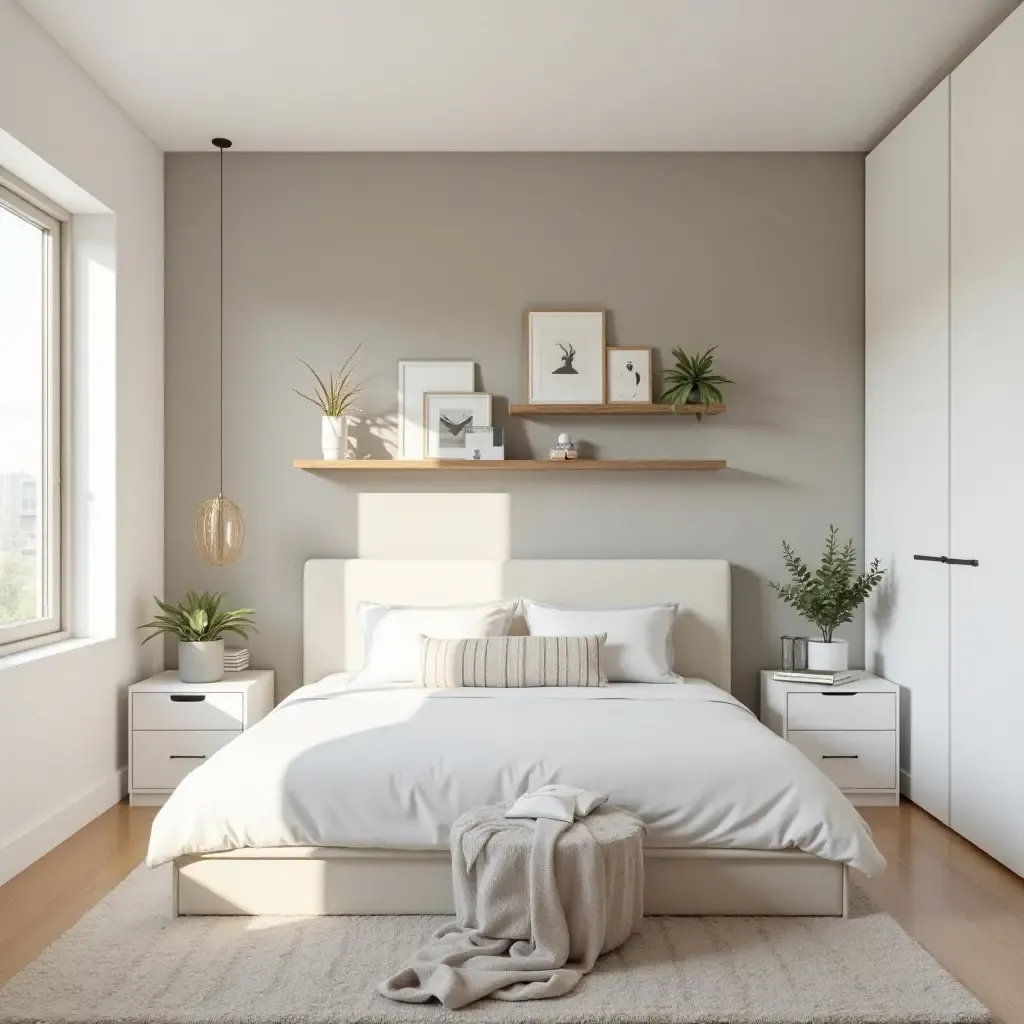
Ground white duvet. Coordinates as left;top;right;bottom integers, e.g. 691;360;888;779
147;677;885;874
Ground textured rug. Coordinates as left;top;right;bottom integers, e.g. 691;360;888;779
0;864;989;1024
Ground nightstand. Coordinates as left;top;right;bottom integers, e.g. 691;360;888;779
759;670;899;806
129;670;274;806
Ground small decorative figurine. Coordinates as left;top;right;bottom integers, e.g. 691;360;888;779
549;432;579;460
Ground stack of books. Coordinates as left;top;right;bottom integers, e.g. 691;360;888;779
773;669;855;686
224;648;250;672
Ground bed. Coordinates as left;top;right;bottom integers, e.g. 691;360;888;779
152;559;884;917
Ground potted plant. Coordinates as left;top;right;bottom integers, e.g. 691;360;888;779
768;526;885;672
140;591;256;683
295;347;364;460
659;345;732;421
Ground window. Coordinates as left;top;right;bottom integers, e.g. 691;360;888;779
0;181;62;648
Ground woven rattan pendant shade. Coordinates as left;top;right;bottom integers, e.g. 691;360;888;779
196;494;244;566
196;137;245;566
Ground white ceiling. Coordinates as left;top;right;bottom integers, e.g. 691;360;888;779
15;0;1021;152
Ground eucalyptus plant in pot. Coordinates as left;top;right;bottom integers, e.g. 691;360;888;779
140;591;256;683
295;347;364;460
769;526;885;672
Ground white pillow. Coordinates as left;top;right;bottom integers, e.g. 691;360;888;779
522;600;680;683
356;601;517;683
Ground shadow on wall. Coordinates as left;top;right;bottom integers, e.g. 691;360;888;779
346;412;398;460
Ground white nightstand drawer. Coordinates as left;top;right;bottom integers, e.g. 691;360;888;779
132;730;238;790
789;730;897;790
787;691;896;732
132;691;244;731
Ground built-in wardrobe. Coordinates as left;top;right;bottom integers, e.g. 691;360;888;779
865;2;1023;878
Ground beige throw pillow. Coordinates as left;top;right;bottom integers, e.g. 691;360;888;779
418;634;607;689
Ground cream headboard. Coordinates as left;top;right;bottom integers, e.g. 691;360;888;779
303;559;731;691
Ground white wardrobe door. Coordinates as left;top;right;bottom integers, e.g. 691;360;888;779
865;80;951;823
950;4;1024;877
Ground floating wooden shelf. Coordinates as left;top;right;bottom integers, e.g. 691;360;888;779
295;459;726;472
508;403;725;416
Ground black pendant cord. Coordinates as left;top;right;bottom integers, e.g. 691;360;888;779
212;138;232;498
219;141;224;497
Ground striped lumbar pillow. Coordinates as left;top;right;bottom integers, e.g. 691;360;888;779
418;634;607;688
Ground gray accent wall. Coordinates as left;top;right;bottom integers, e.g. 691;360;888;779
164;153;865;708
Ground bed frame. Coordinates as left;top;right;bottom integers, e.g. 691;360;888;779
172;558;848;917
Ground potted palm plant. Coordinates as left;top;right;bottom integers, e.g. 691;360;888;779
659;345;732;421
295;347;364;460
768;526;885;672
140;591;256;683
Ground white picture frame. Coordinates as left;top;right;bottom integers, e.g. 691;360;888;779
465;426;505;461
397;360;475;459
423;392;493;458
607;347;653;404
526;310;606;405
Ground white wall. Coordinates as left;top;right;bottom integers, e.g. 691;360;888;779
0;0;164;884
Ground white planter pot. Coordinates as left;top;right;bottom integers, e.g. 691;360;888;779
806;638;848;672
321;415;347;460
178;640;224;683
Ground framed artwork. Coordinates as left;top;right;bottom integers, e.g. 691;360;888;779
397;360;475;459
526;310;605;405
606;347;653;404
465;426;505;461
423;392;493;458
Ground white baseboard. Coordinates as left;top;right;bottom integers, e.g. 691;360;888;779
0;767;128;886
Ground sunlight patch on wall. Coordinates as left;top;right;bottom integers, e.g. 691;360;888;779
357;493;511;559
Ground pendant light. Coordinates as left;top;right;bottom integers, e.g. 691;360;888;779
196;137;245;566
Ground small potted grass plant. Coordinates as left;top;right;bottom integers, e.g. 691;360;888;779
295;347;364;460
659;344;732;421
140;591;256;683
769;526;885;672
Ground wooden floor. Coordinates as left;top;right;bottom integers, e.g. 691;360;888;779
0;801;1022;1022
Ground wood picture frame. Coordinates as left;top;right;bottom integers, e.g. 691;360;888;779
422;392;493;458
525;310;606;405
606;347;653;404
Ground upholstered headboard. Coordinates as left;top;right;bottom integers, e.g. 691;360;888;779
302;559;732;691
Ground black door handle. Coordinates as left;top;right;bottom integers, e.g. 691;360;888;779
169;754;207;760
913;554;979;567
170;694;206;702
822;754;859;759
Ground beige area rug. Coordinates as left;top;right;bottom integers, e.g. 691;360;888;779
0;864;989;1024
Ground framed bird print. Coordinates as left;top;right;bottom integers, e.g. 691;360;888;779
398;360;476;459
526;310;605;405
606;347;652;404
423;392;493;458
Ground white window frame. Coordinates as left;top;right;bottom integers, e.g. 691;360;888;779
0;178;67;651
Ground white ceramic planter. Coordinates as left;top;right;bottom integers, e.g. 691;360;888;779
806;638;848;672
178;639;224;683
321;415;347;460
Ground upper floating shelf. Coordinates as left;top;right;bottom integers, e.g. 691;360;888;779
294;459;726;472
508;403;725;416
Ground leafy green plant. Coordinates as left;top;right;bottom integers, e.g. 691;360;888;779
768;526;885;643
659;345;732;420
139;591;256;645
294;346;364;417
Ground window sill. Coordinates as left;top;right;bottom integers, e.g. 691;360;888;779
0;634;111;673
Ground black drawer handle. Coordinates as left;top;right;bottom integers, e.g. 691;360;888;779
914;554;979;567
169;694;206;703
169;754;207;760
820;692;857;697
822;754;859;759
